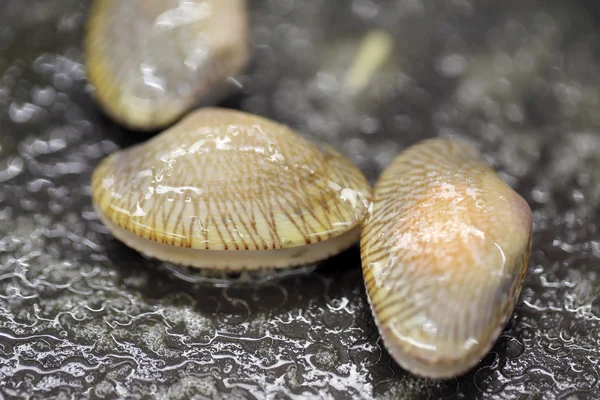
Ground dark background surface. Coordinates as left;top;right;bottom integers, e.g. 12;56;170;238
1;0;600;398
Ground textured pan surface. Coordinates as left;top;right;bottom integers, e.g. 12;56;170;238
361;138;532;378
2;0;600;398
85;0;249;130
91;107;371;269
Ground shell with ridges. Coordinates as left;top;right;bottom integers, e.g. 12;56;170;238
84;0;249;130
360;138;532;379
92;107;372;270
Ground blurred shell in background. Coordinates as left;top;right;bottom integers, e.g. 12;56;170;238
361;138;533;378
84;0;250;130
91;108;372;270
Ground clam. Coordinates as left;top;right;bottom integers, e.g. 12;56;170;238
360;138;532;378
91;108;371;270
84;0;250;130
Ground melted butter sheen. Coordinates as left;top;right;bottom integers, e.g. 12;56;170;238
85;0;250;130
361;138;533;379
91;108;372;270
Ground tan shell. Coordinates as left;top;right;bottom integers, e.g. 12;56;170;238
360;138;532;378
92;108;372;270
84;0;250;130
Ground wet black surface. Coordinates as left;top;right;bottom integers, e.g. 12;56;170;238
1;0;600;398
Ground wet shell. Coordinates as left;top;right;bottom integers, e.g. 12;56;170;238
91;108;372;270
84;0;250;130
360;138;532;378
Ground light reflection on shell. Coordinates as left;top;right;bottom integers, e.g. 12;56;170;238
91;108;372;270
360;138;532;378
84;0;250;130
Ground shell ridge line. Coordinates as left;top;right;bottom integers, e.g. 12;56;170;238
268;183;311;245
325;154;361;225
225;193;261;250
146;167;164;243
172;192;192;247
214;196;243;250
251;194;280;249
189;196;201;248
286;158;338;237
266;157;320;240
237;193;270;250
207;200;229;250
172;158;206;247
201;194;212;250
162;190;185;246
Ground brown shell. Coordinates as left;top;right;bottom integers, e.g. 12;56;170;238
360;138;532;378
92;108;372;270
84;0;250;130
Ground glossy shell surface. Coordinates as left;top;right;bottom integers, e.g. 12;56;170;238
85;0;249;130
92;108;372;270
360;138;533;378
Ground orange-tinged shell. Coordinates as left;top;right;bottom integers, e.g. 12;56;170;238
84;0;250;130
360;138;532;378
92;108;372;270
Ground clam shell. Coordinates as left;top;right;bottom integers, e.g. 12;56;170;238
84;0;250;130
91;108;371;270
360;138;532;378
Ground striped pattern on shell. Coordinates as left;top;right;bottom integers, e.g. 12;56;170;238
92;108;372;270
84;0;249;130
360;138;532;378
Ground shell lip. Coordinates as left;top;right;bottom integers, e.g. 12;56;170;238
94;203;363;271
362;263;527;379
376;322;502;379
91;171;370;252
365;270;527;379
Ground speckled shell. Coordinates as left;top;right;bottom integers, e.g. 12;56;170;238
84;0;249;130
360;138;532;379
92;108;372;270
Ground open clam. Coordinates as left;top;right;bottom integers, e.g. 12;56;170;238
360;138;532;378
91;108;371;270
84;0;250;130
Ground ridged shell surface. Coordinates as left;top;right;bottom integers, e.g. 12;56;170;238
361;138;532;378
84;0;249;130
92;108;371;270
